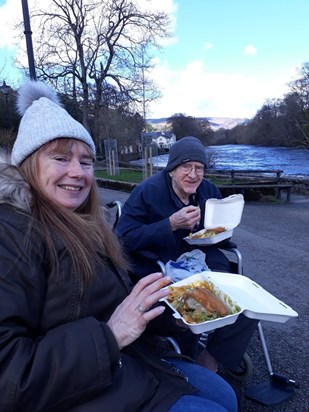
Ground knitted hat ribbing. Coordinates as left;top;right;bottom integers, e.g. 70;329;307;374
165;136;207;172
12;80;95;166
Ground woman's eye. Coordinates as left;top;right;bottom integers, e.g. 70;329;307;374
81;159;94;167
55;157;68;162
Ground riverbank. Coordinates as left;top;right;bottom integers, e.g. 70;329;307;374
96;173;309;201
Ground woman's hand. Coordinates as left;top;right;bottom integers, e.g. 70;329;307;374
107;273;171;349
169;205;200;231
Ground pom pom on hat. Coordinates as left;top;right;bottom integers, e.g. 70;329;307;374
16;80;61;116
165;136;207;172
12;80;96;166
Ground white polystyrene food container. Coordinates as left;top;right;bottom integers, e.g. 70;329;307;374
161;271;298;334
184;194;245;245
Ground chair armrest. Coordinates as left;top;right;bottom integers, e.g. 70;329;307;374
216;239;238;250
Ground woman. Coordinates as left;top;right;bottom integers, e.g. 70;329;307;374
0;81;237;411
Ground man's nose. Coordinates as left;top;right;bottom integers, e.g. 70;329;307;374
188;167;198;176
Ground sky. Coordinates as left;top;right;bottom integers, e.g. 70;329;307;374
1;0;309;120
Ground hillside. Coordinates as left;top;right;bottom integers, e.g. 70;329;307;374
147;117;248;131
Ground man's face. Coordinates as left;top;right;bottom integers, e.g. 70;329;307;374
169;162;204;196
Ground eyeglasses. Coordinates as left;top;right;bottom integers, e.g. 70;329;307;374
178;164;205;176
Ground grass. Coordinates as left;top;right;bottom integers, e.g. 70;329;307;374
95;168;143;183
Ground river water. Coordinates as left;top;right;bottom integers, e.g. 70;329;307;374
134;145;309;179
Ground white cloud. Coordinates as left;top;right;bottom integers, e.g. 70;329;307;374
244;44;257;56
0;0;20;49
137;0;178;47
138;0;176;13
204;42;213;51
0;0;26;83
148;59;291;119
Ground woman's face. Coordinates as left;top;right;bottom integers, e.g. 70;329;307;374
36;140;94;210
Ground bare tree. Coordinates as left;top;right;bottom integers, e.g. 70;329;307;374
282;92;309;147
288;63;309;146
289;62;309;110
27;0;171;152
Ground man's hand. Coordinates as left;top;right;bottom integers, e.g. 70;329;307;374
169;205;201;231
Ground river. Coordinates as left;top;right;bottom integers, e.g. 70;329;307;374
133;145;309;179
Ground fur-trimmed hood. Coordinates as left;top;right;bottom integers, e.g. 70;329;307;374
0;149;32;213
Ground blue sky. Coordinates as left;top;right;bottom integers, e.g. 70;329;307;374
1;0;309;119
148;0;309;119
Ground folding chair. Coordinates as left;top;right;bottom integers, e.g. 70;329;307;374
105;200;122;230
218;243;299;405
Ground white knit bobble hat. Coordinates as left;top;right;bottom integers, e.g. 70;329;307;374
12;80;96;166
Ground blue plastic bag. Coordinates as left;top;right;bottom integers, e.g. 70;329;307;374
165;249;209;282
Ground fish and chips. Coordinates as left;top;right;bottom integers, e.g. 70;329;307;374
166;280;240;324
188;226;226;240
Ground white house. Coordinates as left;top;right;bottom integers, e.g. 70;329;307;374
141;131;176;149
154;132;176;149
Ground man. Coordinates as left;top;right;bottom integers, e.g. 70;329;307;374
116;136;257;372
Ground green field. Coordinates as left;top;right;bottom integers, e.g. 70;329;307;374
95;168;144;183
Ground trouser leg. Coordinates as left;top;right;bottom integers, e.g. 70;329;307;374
206;314;259;369
205;247;231;272
173;330;200;359
167;359;238;412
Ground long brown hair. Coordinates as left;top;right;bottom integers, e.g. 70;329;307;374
19;138;129;285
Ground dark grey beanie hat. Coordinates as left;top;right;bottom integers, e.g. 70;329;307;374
165;136;207;172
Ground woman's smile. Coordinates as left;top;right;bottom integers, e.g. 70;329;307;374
37;141;94;210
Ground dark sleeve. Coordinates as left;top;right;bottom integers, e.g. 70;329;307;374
200;179;222;200
116;184;177;255
143;303;187;337
214;185;222;199
0;218;120;412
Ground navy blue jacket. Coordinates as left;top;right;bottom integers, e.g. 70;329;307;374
116;171;259;371
116;170;229;279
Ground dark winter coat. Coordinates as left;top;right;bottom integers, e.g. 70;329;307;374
116;170;228;279
0;154;195;412
115;170;258;370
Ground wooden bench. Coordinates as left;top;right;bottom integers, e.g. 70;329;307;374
218;183;292;202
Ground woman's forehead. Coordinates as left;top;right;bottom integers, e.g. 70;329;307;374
43;139;93;156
